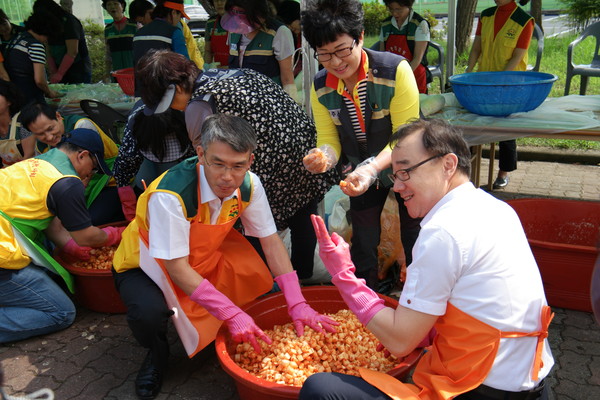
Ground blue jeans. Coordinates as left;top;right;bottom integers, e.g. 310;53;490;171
0;264;76;343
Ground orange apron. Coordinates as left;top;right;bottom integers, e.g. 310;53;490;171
138;178;273;357
385;35;427;94
359;303;554;399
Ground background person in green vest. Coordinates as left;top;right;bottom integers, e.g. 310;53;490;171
222;0;299;102
0;128;124;344
103;0;138;74
466;0;534;190
20;102;125;225
301;0;421;292
378;0;431;94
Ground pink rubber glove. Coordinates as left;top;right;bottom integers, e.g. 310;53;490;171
60;238;92;262
191;279;272;353
51;54;75;84
102;226;126;247
275;271;339;336
311;214;385;326
302;145;338;174
117;186;137;221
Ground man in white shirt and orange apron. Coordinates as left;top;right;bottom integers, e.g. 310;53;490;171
112;113;338;400
303;118;553;400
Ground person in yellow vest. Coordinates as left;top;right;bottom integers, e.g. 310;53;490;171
19;102;125;225
0;128;125;344
302;118;553;400
112;113;338;400
466;0;534;190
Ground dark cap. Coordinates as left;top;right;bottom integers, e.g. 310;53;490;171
63;128;113;175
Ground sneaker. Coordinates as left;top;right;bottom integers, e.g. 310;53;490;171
493;176;509;189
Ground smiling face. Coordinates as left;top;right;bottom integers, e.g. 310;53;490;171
316;33;363;86
391;130;450;219
27;112;65;147
197;141;254;199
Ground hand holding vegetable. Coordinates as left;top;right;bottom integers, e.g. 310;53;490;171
302;145;338;174
339;157;380;197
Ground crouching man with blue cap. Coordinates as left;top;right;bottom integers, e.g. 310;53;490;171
0;128;126;344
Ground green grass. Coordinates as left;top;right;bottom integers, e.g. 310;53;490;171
363;32;600;150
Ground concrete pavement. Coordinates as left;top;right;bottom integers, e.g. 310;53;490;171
1;156;599;400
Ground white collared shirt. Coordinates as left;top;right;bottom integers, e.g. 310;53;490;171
400;182;553;391
147;165;276;260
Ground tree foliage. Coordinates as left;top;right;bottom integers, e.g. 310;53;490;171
560;0;600;29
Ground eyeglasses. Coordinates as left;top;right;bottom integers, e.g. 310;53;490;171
203;154;250;176
314;40;356;63
388;153;447;182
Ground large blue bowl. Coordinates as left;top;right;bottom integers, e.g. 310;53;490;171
448;71;558;116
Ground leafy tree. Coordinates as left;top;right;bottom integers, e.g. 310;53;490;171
560;0;600;29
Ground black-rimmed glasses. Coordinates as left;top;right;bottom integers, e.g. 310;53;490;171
314;40;356;63
388;153;447;182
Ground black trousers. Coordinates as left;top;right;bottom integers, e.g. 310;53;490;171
88;186;126;226
498;139;518;172
349;185;421;290
112;268;171;371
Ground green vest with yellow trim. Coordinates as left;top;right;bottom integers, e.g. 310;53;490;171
113;156;254;273
0;149;80;269
479;5;533;72
229;19;282;85
380;11;429;70
314;48;403;186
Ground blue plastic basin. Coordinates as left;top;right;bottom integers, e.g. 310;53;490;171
449;71;558;116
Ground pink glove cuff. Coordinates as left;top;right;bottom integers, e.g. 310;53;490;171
102;226;125;247
190;279;240;321
332;269;385;326
274;270;304;311
118;186;137;221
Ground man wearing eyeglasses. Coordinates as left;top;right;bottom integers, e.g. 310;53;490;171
112;113;338;400
303;119;553;400
0;128;124;344
301;0;421;293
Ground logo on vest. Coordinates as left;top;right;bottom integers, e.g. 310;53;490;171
227;202;240;219
506;28;516;39
329;109;341;120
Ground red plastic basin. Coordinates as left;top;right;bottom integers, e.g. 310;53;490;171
53;222;127;314
215;286;424;400
508;199;600;312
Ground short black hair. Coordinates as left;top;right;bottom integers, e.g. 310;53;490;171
102;0;127;10
129;0;154;20
301;0;364;49
24;10;62;37
0;80;24;117
389;118;471;177
383;0;414;8
20;102;58;130
277;0;300;25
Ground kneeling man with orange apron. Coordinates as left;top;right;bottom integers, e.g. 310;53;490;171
112;113;338;400
302;118;553;400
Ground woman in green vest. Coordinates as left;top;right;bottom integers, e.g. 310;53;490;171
466;0;534;189
221;0;299;102
301;0;421;291
378;0;431;94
